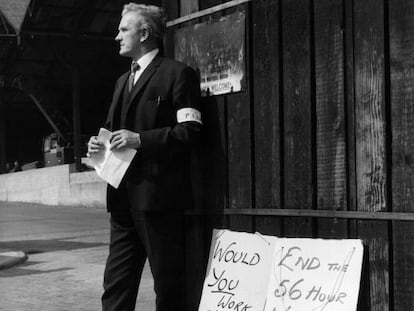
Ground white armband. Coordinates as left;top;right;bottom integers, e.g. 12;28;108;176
177;108;202;124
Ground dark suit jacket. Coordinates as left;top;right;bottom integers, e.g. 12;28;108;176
104;54;201;213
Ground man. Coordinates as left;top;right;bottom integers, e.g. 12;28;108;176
87;3;202;311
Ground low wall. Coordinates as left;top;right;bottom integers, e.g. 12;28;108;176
0;164;106;208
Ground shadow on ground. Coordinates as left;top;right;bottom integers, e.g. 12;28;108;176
0;264;73;277
0;239;107;254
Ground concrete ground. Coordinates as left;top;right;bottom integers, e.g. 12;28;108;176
0;202;155;311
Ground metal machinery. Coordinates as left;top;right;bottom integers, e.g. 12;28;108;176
42;133;73;167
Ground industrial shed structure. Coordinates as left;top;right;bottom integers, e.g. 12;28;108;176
1;0;414;310
0;0;152;169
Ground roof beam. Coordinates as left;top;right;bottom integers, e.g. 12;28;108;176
0;30;114;41
36;3;119;15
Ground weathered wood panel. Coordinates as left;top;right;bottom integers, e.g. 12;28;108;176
223;4;253;233
180;0;198;16
200;97;228;211
252;0;282;236
199;94;229;291
344;0;358;239
314;0;347;238
282;0;313;237
196;0;229;221
163;0;179;19
390;0;414;309
354;1;387;214
164;1;206;309
163;0;180;58
163;0;414;309
191;2;231;300
227;89;253;232
354;0;389;310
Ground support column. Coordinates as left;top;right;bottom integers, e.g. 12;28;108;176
72;66;82;172
0;95;6;173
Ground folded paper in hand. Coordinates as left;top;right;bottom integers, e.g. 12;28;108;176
90;128;137;188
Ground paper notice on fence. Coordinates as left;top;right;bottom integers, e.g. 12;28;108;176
90;128;136;188
198;229;275;311
264;238;363;311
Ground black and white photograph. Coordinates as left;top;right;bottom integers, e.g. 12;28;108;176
0;0;413;310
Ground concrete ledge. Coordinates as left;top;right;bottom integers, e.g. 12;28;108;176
0;250;28;270
0;165;106;208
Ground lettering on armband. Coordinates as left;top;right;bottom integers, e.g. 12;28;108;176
177;108;202;124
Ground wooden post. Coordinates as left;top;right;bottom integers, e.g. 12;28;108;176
354;1;389;310
390;0;414;310
163;0;179;58
72;66;82;172
252;0;282;236
344;0;357;239
314;0;348;238
227;5;253;233
0;95;6;173
282;0;313;237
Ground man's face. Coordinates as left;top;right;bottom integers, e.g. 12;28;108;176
115;12;142;59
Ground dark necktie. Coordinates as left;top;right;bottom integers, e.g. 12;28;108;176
128;61;140;92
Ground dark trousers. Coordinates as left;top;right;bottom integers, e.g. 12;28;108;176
102;209;185;311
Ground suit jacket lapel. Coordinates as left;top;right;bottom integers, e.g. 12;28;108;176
106;72;129;129
124;55;163;116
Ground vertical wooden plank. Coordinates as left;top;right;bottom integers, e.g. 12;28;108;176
354;1;387;217
314;0;347;238
227;5;253;233
197;0;228;217
200;96;228;212
0;96;6;173
163;0;179;58
390;0;414;310
227;91;253;232
164;2;205;310
344;7;361;308
197;27;229;311
163;0;179;19
193;3;231;304
180;0;198;16
282;0;313;237
344;0;358;239
354;0;389;310
199;94;229;300
252;0;282;236
195;0;229;232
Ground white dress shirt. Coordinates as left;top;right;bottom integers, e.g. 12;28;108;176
132;48;159;85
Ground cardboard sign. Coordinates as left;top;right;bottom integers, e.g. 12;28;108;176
264;238;363;311
198;229;275;311
198;230;363;311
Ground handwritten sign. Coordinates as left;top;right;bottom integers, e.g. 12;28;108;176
264;238;363;311
198;229;275;311
198;230;363;311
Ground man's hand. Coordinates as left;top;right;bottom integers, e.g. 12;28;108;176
110;129;141;150
87;136;105;157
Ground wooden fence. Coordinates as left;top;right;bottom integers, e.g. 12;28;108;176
162;0;414;310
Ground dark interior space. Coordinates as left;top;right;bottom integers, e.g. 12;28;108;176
0;0;163;167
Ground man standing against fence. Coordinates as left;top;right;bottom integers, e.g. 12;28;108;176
87;3;202;310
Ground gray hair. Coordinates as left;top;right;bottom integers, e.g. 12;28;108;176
122;3;166;42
